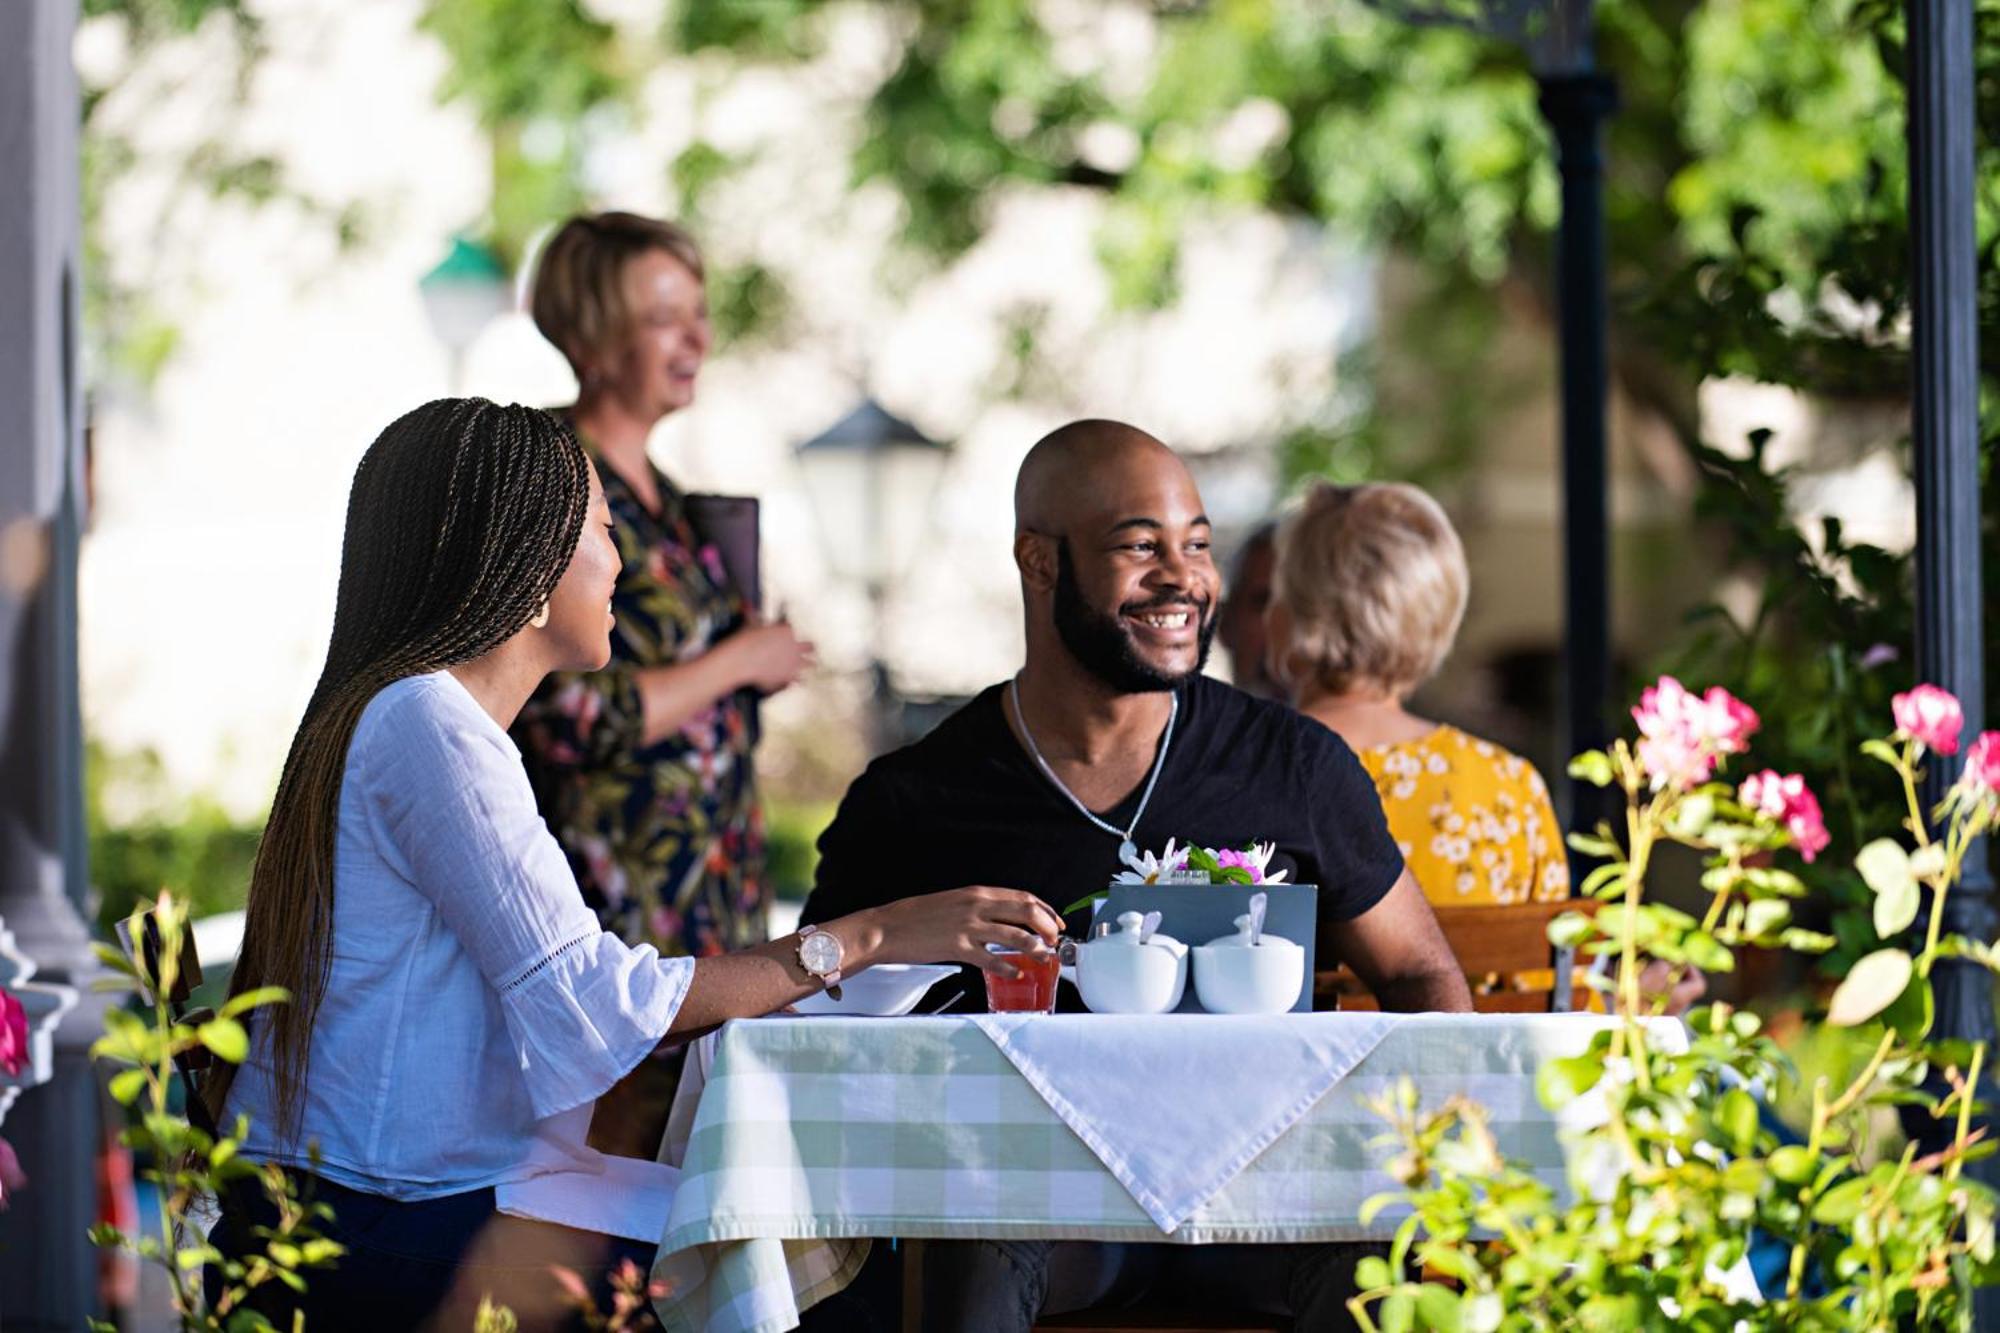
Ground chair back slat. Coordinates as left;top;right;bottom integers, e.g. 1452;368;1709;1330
1314;899;1600;1014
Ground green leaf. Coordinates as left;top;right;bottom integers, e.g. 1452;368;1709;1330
1355;1256;1394;1291
1743;898;1791;936
1770;1145;1817;1184
219;986;290;1020
198;1018;250;1064
107;1069;148;1106
1684;930;1734;972
1060;892;1108;916
1827;948;1914;1027
1873;878;1920;938
1855;838;1914;898
1546;911;1598;948
1415;1285;1463;1332
1577;1293;1640;1332
1860;738;1904;769
1537;1053;1604;1107
1566;832;1620;858
1568;751;1614;787
1380;1289;1416;1333
1811;1176;1873;1225
1718;1088;1759;1154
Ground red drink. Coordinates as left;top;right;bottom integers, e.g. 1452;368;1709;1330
984;949;1061;1013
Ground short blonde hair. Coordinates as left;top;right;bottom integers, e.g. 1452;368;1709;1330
1272;481;1468;699
529;211;704;376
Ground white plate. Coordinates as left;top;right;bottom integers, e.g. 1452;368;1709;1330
790;963;961;1017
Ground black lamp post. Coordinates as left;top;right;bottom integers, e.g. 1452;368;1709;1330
795;397;952;750
1902;3;1995;1313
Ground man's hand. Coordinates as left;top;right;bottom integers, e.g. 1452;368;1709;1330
1322;871;1472;1013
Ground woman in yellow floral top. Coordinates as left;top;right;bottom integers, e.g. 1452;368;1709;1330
1265;482;1569;906
511;213;814;958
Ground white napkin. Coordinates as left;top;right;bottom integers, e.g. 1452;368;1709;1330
971;1012;1399;1233
495;1105;682;1243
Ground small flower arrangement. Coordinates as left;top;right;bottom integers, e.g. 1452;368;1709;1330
1065;838;1288;913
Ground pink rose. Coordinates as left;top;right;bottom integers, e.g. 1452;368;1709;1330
1739;769;1831;863
1632;677;1760;789
0;988;26;1079
1960;732;2000;800
1213;849;1266;883
1893;684;1964;756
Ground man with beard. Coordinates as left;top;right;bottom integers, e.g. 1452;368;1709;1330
799;419;1468;1332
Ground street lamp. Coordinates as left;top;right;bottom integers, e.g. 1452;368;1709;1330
417;235;510;392
794;397;952;745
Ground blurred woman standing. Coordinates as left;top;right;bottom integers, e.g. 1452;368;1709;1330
513;212;809;961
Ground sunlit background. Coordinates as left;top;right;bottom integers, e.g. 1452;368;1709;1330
76;0;1949;966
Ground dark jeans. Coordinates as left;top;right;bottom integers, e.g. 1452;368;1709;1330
915;1238;1380;1333
207;1173;658;1332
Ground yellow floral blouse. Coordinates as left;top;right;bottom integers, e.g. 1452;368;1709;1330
1357;726;1570;906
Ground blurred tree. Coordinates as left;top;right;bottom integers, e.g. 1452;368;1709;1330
79;0;368;389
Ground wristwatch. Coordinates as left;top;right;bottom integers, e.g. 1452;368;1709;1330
796;924;844;1000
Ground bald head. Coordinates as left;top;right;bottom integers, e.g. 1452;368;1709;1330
1011;419;1220;693
1014;419;1189;536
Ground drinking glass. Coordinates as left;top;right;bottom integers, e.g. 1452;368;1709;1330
983;945;1061;1013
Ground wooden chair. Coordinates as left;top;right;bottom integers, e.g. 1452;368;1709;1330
1316;899;1599;1014
113;904;219;1137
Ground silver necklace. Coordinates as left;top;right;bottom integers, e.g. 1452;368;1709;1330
1008;675;1178;864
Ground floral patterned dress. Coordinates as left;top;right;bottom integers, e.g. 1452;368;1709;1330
1357;725;1570;906
511;446;767;957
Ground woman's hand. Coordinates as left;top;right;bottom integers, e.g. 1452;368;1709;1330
728;618;815;694
846;888;1064;975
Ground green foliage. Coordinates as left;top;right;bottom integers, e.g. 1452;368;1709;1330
81;1;369;389
765;799;835;902
417;0;626;271
88;741;263;933
88;891;337;1332
1350;693;2000;1330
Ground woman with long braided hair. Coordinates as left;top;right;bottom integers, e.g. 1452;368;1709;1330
206;398;1061;1330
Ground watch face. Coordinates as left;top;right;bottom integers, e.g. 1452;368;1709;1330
800;929;842;975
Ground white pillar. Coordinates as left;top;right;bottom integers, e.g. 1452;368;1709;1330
0;0;110;1325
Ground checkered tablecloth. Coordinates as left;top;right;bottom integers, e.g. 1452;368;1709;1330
650;1012;1670;1333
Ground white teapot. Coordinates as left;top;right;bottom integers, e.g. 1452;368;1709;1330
1062;910;1188;1015
1192;907;1305;1015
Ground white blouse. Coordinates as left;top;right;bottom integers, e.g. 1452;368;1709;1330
232;670;694;1201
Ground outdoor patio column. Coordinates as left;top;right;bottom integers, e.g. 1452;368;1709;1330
1538;71;1619;904
0;0;108;1324
1906;0;1995;1242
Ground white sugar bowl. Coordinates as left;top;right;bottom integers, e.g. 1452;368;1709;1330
1192;913;1306;1015
1064;911;1188;1015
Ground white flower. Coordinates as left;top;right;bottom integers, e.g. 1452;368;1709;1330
1112;837;1191;885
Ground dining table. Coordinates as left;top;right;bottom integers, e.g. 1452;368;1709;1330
647;1010;1685;1333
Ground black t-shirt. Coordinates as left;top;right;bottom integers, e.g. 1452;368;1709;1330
801;675;1404;991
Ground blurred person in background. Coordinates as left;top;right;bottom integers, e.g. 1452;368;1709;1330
1215;520;1282;701
1266;482;1570;907
510;211;812;1156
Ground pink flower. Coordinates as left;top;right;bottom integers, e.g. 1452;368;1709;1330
1960;732;2000;800
1739;770;1831;863
1632;677;1761;790
0;988;26;1079
0;1136;22;1211
1893;684;1964;756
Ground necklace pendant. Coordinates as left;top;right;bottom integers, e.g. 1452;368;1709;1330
1118;837;1137;863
